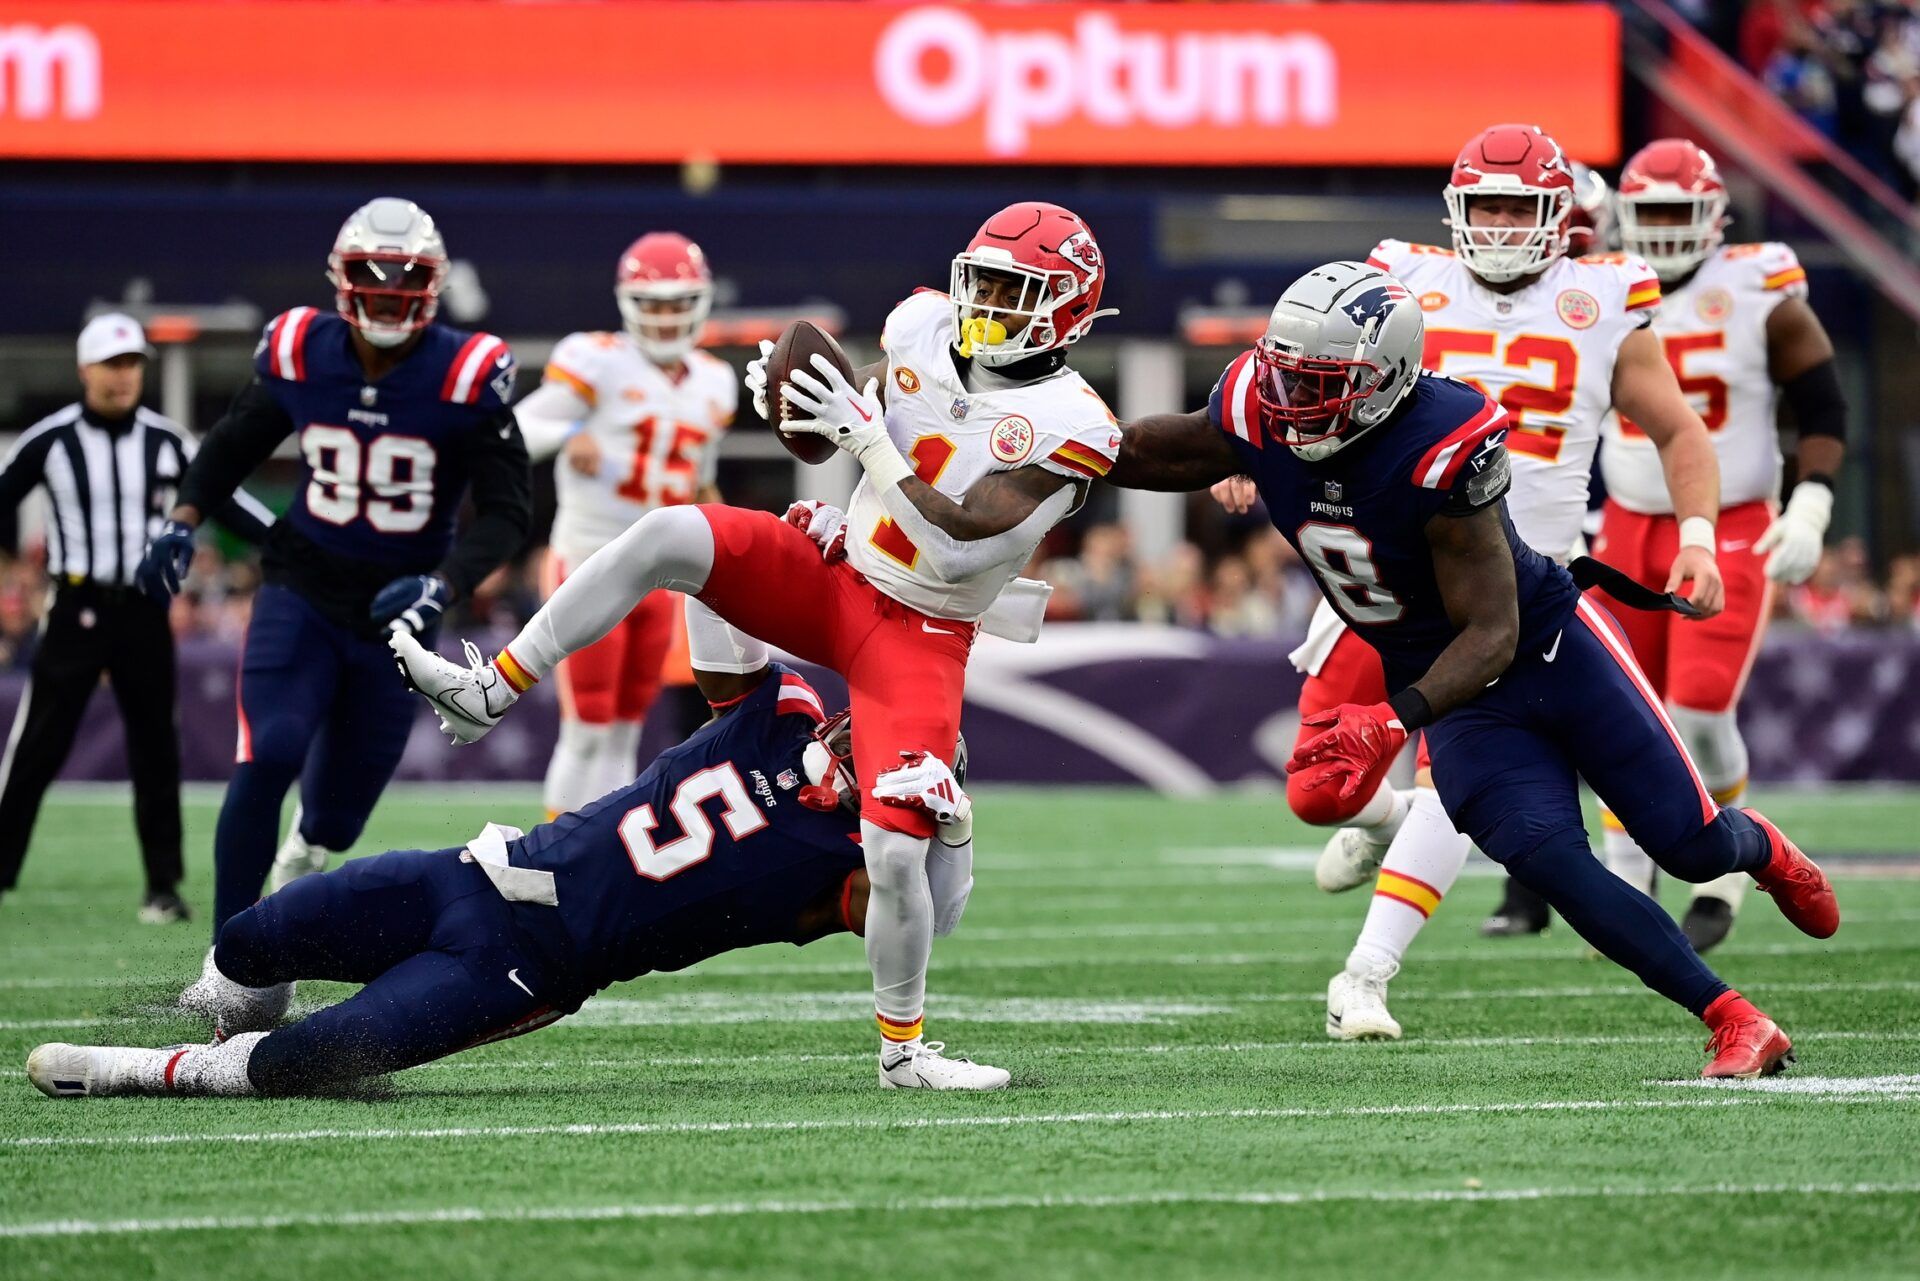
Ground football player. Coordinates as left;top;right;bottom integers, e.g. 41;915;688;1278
1243;124;1734;1038
1106;260;1837;1079
392;201;1118;1089
26;603;979;1098
1595;138;1846;951
514;233;736;818
135;199;532;980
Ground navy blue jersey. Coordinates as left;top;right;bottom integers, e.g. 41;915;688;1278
1209;355;1578;689
253;307;516;569
509;666;861;994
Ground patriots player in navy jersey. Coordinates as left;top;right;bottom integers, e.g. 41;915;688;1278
25;603;984;1098
135;198;532;971
1105;262;1839;1079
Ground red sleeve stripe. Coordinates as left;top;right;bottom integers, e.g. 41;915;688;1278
1046;447;1106;480
1763;267;1807;291
1412;398;1508;490
1051;440;1115;476
1625;280;1662;310
443;333;506;404
1223;350;1262;447
270;307;317;381
775;675;826;723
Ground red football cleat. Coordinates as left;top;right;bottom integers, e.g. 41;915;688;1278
1701;994;1794;1080
1743;808;1839;939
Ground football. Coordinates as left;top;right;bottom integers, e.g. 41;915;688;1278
765;319;854;465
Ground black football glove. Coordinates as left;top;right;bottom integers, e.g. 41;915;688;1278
370;574;452;635
136;520;196;602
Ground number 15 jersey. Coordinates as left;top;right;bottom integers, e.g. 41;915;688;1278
1367;240;1661;561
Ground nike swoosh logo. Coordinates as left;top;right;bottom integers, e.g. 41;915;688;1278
507;968;534;998
852;400;873;423
921;620;958;636
1542;631;1563;663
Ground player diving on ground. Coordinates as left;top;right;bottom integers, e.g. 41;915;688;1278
26;601;978;1098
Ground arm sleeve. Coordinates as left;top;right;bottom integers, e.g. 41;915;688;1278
1780;357;1847;443
213;490;275;543
514;380;590;464
177;378;296;519
436;408;532;599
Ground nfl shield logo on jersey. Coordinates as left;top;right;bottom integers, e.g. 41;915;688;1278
1324;480;1344;502
951;397;970;421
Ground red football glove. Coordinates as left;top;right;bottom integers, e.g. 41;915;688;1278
1286;702;1409;803
782;500;848;563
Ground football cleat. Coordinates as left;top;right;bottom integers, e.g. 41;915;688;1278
1480;881;1551;937
178;948;292;1034
1701;1013;1794;1080
389;633;518;744
879;1040;1010;1091
1744;809;1839;939
1326;960;1402;1040
266;809;329;894
1315;827;1390;894
137;890;192;925
26;1043;169;1098
1681;896;1736;953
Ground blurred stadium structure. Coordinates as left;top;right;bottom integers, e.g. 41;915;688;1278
0;0;1916;786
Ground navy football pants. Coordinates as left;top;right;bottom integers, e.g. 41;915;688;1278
1427;597;1770;1015
217;848;564;1094
212;584;424;934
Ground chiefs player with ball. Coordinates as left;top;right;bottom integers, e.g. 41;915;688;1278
393;202;1122;1089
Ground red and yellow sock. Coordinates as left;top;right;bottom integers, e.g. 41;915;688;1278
494;647;538;694
1374;868;1443;919
877;1011;924;1043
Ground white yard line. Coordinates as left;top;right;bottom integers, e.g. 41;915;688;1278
5;1179;1918;1239
9;1092;1917;1154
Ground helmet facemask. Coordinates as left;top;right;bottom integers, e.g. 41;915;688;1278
330;252;445;348
1255;342;1391;461
617;282;714;363
950;252;1077;368
1618;195;1727;281
800;710;858;814
1444;188;1572;284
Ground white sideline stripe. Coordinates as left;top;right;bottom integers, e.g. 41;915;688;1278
1660;1073;1920;1097
7;1179;1920;1238
10;1093;1917;1154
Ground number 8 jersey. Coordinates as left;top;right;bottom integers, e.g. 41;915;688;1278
1367;240;1661;561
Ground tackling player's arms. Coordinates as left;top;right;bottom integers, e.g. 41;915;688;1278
1404;502;1521;722
1609;327;1725;616
1105;409;1242;492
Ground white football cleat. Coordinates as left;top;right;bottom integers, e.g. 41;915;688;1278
388;634;518;744
1316;826;1390;894
878;1040;1010;1090
178;947;292;1034
27;1042;168;1098
266;805;329;894
1326;961;1403;1040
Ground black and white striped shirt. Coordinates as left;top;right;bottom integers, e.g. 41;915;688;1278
0;403;274;588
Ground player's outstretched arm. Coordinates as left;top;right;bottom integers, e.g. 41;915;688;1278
1757;297;1846;585
1410;503;1522;723
1105;410;1242;493
1611;328;1724;617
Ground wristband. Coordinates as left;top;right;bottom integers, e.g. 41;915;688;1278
857;436;914;492
1799;472;1835;492
1386;688;1434;732
1678;516;1716;552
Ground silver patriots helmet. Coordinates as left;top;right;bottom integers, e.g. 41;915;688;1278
1255;261;1424;462
327;197;449;349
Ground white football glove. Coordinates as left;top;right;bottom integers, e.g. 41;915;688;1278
871;750;972;826
783;500;848;563
1753;480;1833;585
744;339;774;422
780;354;892;459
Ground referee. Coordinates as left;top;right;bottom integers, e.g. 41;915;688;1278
0;314;273;921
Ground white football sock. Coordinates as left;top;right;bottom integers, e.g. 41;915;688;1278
928;830;974;939
1669;704;1751;911
166;1032;267;1096
594;721;644;799
1347;787;1471;972
543;720;615;817
862;819;934;1045
1352;786;1412;841
509;506;714;679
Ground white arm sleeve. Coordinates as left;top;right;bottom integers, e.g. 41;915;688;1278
515;381;590;464
872;479;1076;582
684;595;769;674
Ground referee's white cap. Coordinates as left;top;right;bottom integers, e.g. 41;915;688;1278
78;313;155;366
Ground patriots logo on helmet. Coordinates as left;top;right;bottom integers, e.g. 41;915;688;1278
1342;283;1411;334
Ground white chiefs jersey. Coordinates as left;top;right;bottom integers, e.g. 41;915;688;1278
541;331;736;563
1600;243;1806;514
1368;239;1661;560
845;289;1119;620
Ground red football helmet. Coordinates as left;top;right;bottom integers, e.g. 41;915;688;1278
1443;124;1577;283
616;232;714;363
949;202;1115;368
1566;161;1616;257
1617;138;1730;281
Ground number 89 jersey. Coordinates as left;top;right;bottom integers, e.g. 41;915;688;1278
255;306;516;568
1208;363;1577;690
1367;240;1660;560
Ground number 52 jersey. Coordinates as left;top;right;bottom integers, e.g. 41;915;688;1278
1208;364;1578;690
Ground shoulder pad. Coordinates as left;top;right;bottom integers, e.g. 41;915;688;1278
1411;390;1508;491
544;331;620;403
882;289;950;355
254;306;324;382
440;330;517;407
1728;242;1808;295
1206;350;1264;449
773;670;827;723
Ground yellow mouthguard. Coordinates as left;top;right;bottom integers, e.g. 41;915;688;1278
959;318;1008;357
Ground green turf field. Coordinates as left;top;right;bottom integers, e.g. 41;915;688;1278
2;784;1917;1279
